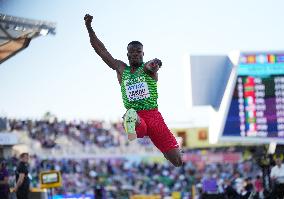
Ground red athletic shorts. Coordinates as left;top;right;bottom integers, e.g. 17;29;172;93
135;108;179;153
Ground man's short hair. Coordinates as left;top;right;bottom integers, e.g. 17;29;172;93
127;41;143;47
19;152;29;159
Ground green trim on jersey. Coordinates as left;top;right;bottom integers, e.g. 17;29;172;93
121;63;158;110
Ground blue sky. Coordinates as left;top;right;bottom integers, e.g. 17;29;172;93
0;0;284;124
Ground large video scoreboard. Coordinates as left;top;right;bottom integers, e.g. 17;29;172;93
223;52;284;140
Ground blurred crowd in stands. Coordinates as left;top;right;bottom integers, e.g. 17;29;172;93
2;117;132;149
0;117;282;199
2;153;265;198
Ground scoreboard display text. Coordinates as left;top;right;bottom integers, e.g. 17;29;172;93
223;53;284;138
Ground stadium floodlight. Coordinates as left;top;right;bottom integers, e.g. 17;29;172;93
39;28;49;36
0;13;56;35
0;13;56;64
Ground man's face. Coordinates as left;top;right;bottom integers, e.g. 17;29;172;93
276;158;282;166
127;44;144;67
22;154;29;163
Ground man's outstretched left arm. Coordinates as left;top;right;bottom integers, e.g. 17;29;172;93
144;58;162;74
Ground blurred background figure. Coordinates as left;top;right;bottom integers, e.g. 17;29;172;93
14;153;30;199
270;156;284;199
241;177;254;199
201;171;218;198
224;179;239;199
254;175;263;199
232;172;243;196
0;159;10;199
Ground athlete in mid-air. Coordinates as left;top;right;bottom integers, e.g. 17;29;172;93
84;14;183;167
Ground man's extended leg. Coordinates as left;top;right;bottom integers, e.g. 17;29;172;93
163;148;183;167
138;109;183;167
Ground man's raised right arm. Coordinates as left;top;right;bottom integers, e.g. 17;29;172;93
84;14;124;70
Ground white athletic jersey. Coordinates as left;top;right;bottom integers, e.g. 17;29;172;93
270;164;284;183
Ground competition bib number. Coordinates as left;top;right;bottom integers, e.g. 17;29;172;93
125;81;150;101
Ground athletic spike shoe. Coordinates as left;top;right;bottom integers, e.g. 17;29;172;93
123;108;138;141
